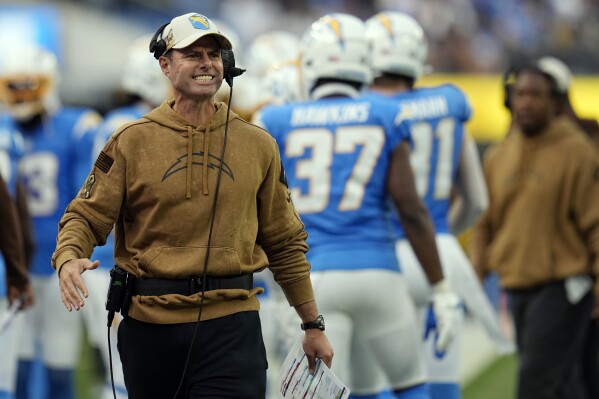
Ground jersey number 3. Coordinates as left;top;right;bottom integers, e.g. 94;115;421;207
20;152;60;217
285;126;385;214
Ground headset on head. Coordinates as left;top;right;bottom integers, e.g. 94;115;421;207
149;22;245;86
502;62;563;110
502;65;518;110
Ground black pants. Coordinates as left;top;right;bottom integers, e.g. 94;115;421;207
117;311;267;398
510;281;593;399
581;316;599;399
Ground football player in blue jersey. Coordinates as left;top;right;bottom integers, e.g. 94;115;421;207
76;34;171;399
0;44;102;399
256;13;460;399
365;11;514;399
0;117;34;399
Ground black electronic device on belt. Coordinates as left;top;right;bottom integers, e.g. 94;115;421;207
106;266;128;327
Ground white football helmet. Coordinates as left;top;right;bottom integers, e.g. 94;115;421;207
243;31;300;77
299;13;371;99
0;44;60;120
122;35;171;107
226;31;300;119
260;60;303;106
365;11;428;80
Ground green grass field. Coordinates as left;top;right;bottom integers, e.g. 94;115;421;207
76;340;518;399
75;336;104;398
464;355;517;399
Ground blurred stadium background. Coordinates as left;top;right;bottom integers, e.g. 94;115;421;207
2;0;599;141
2;0;597;397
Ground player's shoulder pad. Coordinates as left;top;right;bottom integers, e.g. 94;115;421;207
59;105;103;140
59;105;102;122
252;103;296;138
437;83;472;121
256;103;292;122
359;92;398;113
232;116;277;144
436;83;469;103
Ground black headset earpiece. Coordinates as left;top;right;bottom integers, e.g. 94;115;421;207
502;65;519;110
221;49;246;86
149;23;169;60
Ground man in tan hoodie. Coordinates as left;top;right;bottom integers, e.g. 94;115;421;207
471;64;599;399
535;55;599;399
52;12;332;398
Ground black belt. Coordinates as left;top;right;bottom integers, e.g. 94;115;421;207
131;274;253;296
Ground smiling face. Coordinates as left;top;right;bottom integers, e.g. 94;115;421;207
159;35;224;103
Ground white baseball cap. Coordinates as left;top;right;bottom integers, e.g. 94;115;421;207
536;56;572;94
163;13;233;53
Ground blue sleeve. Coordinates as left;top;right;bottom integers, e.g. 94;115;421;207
389;98;412;150
446;84;472;122
70;110;102;197
75;128;96;191
396;121;413;149
461;91;472;122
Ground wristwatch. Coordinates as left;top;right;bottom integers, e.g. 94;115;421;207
301;315;325;331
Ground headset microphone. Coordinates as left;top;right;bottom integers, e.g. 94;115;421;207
226;66;246;85
222;49;246;86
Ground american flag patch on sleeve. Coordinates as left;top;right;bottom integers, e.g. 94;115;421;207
95;151;114;174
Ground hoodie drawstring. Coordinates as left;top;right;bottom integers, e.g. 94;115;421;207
185;123;212;198
202;123;211;195
186;126;193;199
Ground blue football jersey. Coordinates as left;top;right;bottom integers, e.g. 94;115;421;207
369;85;471;237
16;107;101;276
81;103;152;269
0;114;24;196
0;114;25;297
258;95;407;272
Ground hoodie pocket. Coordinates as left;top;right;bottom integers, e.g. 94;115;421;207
138;246;242;278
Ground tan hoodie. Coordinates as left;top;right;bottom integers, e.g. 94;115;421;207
470;116;599;293
52;100;314;323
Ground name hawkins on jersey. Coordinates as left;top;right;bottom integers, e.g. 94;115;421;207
291;102;371;126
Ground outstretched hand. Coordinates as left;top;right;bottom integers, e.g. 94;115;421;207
58;258;100;311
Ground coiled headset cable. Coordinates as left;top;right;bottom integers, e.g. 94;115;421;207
171;57;245;399
170;89;231;399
